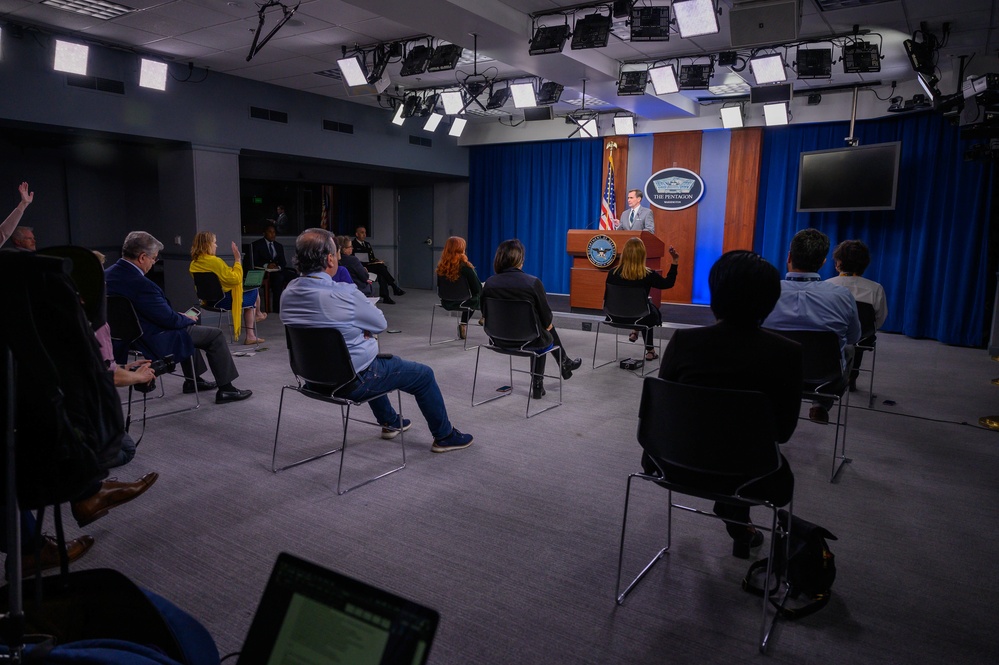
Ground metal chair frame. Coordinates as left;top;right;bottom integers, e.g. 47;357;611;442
272;326;406;495
616;377;792;654
191;272;234;342
855;302;879;408
592;283;662;377
471;298;562;418
429;275;477;350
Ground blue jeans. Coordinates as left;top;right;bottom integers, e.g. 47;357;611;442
346;356;452;439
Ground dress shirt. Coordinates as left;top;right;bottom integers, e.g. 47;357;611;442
827;275;887;328
763;272;862;364
279;271;386;373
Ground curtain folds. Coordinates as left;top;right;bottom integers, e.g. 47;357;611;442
467;139;603;291
754;113;994;347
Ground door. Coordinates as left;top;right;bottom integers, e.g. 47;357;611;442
397;186;435;290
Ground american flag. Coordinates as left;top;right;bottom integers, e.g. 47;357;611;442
320;186;330;230
599;155;615;230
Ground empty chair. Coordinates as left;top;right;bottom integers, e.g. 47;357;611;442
592;282;662;376
855;301;879;407
272;325;406;495
616;377;792;653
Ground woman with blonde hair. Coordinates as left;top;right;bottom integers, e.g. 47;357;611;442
189;231;265;344
604;237;679;361
435;236;482;339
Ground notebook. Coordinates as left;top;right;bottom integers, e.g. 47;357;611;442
243;269;265;289
236;552;440;665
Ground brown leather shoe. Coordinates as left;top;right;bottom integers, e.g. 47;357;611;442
808;406;830;424
21;534;95;577
71;472;159;527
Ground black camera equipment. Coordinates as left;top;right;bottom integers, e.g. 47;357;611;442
134;354;175;394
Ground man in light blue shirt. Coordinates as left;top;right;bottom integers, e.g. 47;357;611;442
763;228;861;422
280;228;473;452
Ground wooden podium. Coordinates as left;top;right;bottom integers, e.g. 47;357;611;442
566;230;665;310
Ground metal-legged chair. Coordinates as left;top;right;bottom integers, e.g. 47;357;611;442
191;272;233;342
855;302;879;407
592;283;662;376
429;275;477;350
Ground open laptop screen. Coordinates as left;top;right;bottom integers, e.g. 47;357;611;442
237;553;439;665
243;269;265;289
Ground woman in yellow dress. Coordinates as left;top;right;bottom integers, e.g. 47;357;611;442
189;231;265;344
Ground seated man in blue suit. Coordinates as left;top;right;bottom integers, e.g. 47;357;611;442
105;231;252;404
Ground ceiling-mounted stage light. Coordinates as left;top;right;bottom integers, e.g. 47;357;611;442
631;6;670;42
763;102;788;126
511;81;537;108
796;48;832;79
613;114;635;135
420;93;440;116
401;94;421;118
529;24;570;55
486;86;512;110
903;38;935;77
579;117;598;138
423;112;443;132
139;58;168;90
617;70;648;96
720;105;743;129
842;41;881;73
54;39;89;75
400;44;431;76
441;89;464;115
571;12;612;50
368;47;389;83
750;53;786;85
679;64;713;89
673;0;719;39
718;51;737;67
464;81;488;100
917;73;940;101
449;117;467;137
336;55;367;87
391;103;407;126
649;64;679;95
537;81;564;105
427;43;463;72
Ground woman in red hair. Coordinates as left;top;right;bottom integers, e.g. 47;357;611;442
435;236;482;340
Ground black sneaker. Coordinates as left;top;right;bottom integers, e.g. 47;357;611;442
431;428;473;453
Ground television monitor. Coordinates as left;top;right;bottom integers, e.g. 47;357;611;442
796;142;901;213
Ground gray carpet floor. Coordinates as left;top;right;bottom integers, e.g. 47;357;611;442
47;289;999;664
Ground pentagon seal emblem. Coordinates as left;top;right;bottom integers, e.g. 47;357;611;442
587;234;617;268
644;167;705;211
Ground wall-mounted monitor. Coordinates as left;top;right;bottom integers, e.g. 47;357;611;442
796;141;901;212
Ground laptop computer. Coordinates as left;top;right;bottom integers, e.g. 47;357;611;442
236;552;440;665
243;269;265;289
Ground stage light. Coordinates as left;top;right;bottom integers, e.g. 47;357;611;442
613;115;635;135
571;12;611;50
903;39;935;77
720;105;743;129
673;0;719;39
400;45;431;76
427;43;463;72
617;70;648;96
54;40;88;75
579;118;598;138
842;41;881;74
763;102;788;126
796;48;832;79
887;96;905;113
336;55;367;87
630;6;670;42
679;64;712;89
537;81;564;105
423;112;443;132
449;117;467;137
441;90;464;115
391;103;406;125
529;24;570;55
401;94;421;118
917;73;940;101
511;81;537;108
139;59;168;91
750;54;786;85
486;86;511;110
649;64;679;95
420;93;440;116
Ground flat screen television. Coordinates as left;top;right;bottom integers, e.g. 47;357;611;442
796;141;901;212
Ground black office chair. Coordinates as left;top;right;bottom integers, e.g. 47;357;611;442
592;283;661;376
471;298;562;418
429;275;477;350
766;329;852;482
616;377;792;653
191;272;233;342
855;302;878;407
272;325;406;495
38;245;107;330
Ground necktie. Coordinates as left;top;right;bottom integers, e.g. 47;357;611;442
630;209;636;227
268;241;275;259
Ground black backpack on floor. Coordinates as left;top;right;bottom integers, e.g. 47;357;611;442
742;509;837;619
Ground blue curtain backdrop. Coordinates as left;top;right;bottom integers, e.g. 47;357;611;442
467;139;603;291
755;113;994;347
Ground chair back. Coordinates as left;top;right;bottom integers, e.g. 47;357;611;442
482;298;543;347
106;296;143;346
39;245;107;329
192;272;226;307
285;325;359;394
765;329;843;387
638;377;779;480
437;274;473;302
856;302;877;339
604;282;651;321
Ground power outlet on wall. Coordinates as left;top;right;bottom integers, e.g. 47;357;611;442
174;235;182;245
582;322;592;331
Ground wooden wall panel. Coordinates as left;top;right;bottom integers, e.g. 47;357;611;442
723;127;764;252
652;131;702;303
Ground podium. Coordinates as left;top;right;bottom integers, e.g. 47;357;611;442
566;230;665;310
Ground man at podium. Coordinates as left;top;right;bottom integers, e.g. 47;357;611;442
613;189;655;233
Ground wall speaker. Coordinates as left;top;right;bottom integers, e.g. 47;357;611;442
729;0;801;49
524;107;554;121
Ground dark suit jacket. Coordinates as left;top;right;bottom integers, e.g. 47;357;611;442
351;238;378;264
105;258;195;363
250;237;287;269
481;268;553;349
